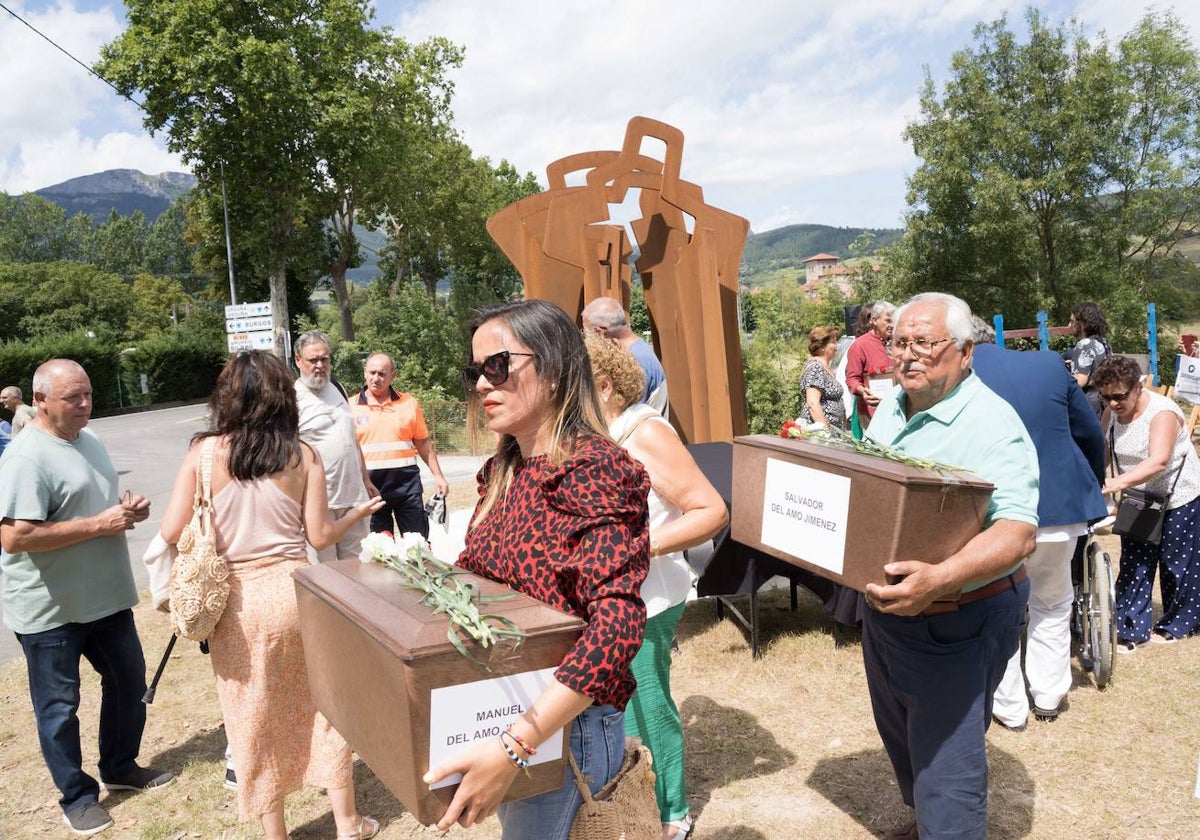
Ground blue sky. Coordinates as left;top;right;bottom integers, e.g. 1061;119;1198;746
2;1;1198;231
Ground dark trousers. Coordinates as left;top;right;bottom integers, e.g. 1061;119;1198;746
16;608;147;813
370;491;429;540
861;578;1028;840
1116;495;1200;642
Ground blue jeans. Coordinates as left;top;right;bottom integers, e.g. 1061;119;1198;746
862;577;1028;840
15;609;148;813
496;704;625;840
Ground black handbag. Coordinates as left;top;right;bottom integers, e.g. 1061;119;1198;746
1110;427;1184;545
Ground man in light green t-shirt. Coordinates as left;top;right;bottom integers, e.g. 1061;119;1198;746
0;359;175;836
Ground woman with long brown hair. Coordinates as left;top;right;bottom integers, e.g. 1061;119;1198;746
161;351;382;839
425;300;650;839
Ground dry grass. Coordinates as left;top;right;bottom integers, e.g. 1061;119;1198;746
3;520;1200;838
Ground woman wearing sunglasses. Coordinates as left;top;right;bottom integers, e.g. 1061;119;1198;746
1093;355;1200;651
425;299;651;838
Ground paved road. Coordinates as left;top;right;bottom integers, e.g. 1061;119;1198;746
0;404;485;668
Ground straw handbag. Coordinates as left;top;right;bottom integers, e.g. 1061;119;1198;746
168;437;230;641
568;737;660;840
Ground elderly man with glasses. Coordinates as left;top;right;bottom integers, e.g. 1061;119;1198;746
859;293;1039;840
293;330;376;563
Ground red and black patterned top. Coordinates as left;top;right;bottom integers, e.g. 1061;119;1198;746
458;435;650;709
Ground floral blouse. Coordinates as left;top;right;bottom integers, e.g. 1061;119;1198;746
458;435;650;709
799;358;846;429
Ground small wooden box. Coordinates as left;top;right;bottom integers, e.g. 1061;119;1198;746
293;560;585;825
730;434;993;592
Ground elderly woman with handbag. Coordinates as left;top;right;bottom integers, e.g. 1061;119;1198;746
1093;355;1200;651
424;300;652;839
160;351;383;840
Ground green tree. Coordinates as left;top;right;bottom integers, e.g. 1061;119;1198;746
99;1;383;357
87;210;148;275
127;273;191;340
897;9;1200;329
318;35;462;341
144;198;197;279
0;262;133;340
354;281;462;397
0;194;91;263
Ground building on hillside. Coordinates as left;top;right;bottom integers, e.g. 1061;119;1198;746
801;252;856;298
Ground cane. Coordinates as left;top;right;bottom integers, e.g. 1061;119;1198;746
142;634;178;705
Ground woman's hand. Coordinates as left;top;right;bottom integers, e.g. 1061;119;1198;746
424;738;521;830
1102;478;1123;496
355;495;385;521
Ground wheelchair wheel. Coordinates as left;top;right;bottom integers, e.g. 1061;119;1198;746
1088;541;1116;689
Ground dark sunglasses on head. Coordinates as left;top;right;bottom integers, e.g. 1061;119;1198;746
462;351;535;391
1100;387;1133;403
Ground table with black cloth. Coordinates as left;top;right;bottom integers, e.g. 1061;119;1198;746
684;442;862;658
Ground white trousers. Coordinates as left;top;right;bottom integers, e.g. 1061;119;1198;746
992;534;1079;725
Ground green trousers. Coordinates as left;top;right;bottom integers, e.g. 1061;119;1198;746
625;600;689;823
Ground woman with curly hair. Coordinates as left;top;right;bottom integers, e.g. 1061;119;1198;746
585;330;727;839
1064;302;1112;418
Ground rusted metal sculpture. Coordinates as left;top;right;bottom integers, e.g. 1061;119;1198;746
486;116;750;444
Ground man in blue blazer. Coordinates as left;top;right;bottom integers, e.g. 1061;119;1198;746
970;318;1109;728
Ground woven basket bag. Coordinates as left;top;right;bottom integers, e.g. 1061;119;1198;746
168;437;230;641
568;736;660;840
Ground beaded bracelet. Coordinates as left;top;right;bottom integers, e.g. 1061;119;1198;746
503;725;537;757
498;734;530;774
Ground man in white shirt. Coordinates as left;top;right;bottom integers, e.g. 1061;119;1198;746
293;330;375;562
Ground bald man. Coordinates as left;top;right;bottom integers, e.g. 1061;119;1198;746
0;360;173;836
352;353;448;538
1;385;37;436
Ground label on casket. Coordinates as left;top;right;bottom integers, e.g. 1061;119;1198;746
759;457;851;574
427;667;562;789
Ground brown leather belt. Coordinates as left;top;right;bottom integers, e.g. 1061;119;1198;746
921;565;1028;617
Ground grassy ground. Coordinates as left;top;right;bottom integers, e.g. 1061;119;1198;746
3;522;1200;838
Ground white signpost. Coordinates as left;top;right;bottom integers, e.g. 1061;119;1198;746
1175;355;1200;403
225;302;274;353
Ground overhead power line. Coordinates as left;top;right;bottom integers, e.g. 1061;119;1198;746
0;0;148;114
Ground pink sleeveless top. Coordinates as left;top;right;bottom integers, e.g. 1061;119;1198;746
211;477;308;562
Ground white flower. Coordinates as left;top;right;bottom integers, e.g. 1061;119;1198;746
359;531;400;563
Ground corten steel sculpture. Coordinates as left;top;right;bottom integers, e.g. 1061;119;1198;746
486;116;750;444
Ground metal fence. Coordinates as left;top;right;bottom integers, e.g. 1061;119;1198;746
423;400;493;455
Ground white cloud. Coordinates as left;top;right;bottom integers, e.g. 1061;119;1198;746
4;0;1200;229
0;1;184;192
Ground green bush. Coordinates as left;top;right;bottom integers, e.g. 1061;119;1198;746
123;331;227;405
0;331;121;410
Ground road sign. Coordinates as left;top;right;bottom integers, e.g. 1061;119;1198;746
225;315;273;334
227;331;275;353
224;302;272;319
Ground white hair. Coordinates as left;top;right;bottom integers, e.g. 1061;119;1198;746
32;359;86;397
868;300;896;321
895;293;974;348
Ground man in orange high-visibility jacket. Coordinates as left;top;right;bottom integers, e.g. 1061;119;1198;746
352;353;449;538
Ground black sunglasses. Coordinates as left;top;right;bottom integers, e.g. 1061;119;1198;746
1100;388;1133;403
462;351;535;391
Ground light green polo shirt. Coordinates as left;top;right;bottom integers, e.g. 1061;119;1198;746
866;371;1039;589
0;426;137;634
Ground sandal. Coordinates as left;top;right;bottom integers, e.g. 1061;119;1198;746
337;815;379;840
1151;631;1178;645
665;813;694;839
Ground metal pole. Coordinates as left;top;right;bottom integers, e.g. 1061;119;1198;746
220;161;237;305
1148;302;1159;386
994;314;1005;348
